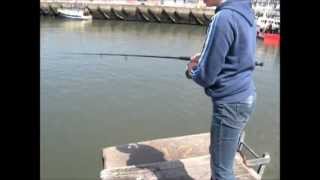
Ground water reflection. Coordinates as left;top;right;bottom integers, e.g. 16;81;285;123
41;17;279;180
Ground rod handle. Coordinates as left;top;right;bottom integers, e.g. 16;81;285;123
178;56;191;61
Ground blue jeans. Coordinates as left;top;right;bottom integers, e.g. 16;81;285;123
210;93;256;180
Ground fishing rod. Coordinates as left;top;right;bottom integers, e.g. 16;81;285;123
66;52;263;79
66;52;192;61
65;52;264;66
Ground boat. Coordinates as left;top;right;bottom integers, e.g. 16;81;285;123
257;18;280;45
57;8;92;20
256;17;280;37
255;0;280;45
100;132;270;180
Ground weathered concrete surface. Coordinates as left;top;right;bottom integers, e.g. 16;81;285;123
100;133;262;180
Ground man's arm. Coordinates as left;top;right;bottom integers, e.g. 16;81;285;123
190;11;235;88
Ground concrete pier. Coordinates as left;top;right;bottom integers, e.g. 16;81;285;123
100;132;270;180
40;0;215;25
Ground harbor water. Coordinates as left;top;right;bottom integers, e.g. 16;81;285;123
40;17;280;180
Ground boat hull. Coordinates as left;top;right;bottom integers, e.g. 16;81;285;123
57;9;92;20
263;33;280;45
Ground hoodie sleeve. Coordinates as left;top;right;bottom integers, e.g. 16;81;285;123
191;11;235;88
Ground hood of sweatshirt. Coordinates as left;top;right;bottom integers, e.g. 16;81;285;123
215;0;255;26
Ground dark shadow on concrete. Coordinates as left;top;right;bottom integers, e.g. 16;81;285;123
116;144;194;180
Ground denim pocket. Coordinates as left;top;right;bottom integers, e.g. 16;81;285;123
236;103;255;124
214;103;248;130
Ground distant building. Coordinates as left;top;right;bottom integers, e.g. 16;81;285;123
252;0;280;18
252;0;280;9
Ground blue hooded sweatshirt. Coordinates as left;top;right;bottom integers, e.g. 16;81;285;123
191;0;256;103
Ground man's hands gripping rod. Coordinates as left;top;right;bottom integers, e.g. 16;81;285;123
185;53;264;79
185;53;201;79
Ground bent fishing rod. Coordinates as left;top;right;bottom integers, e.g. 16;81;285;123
65;52;264;66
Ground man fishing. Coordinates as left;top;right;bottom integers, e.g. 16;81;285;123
186;0;257;180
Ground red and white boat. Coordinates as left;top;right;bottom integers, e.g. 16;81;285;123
256;16;280;45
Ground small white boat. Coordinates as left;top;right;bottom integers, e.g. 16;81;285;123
57;8;92;20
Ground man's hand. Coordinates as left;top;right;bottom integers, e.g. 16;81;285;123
185;53;201;79
187;61;198;73
187;53;201;73
190;53;201;64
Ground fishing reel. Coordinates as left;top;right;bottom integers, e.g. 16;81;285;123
185;58;195;80
185;68;192;79
185;62;197;80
